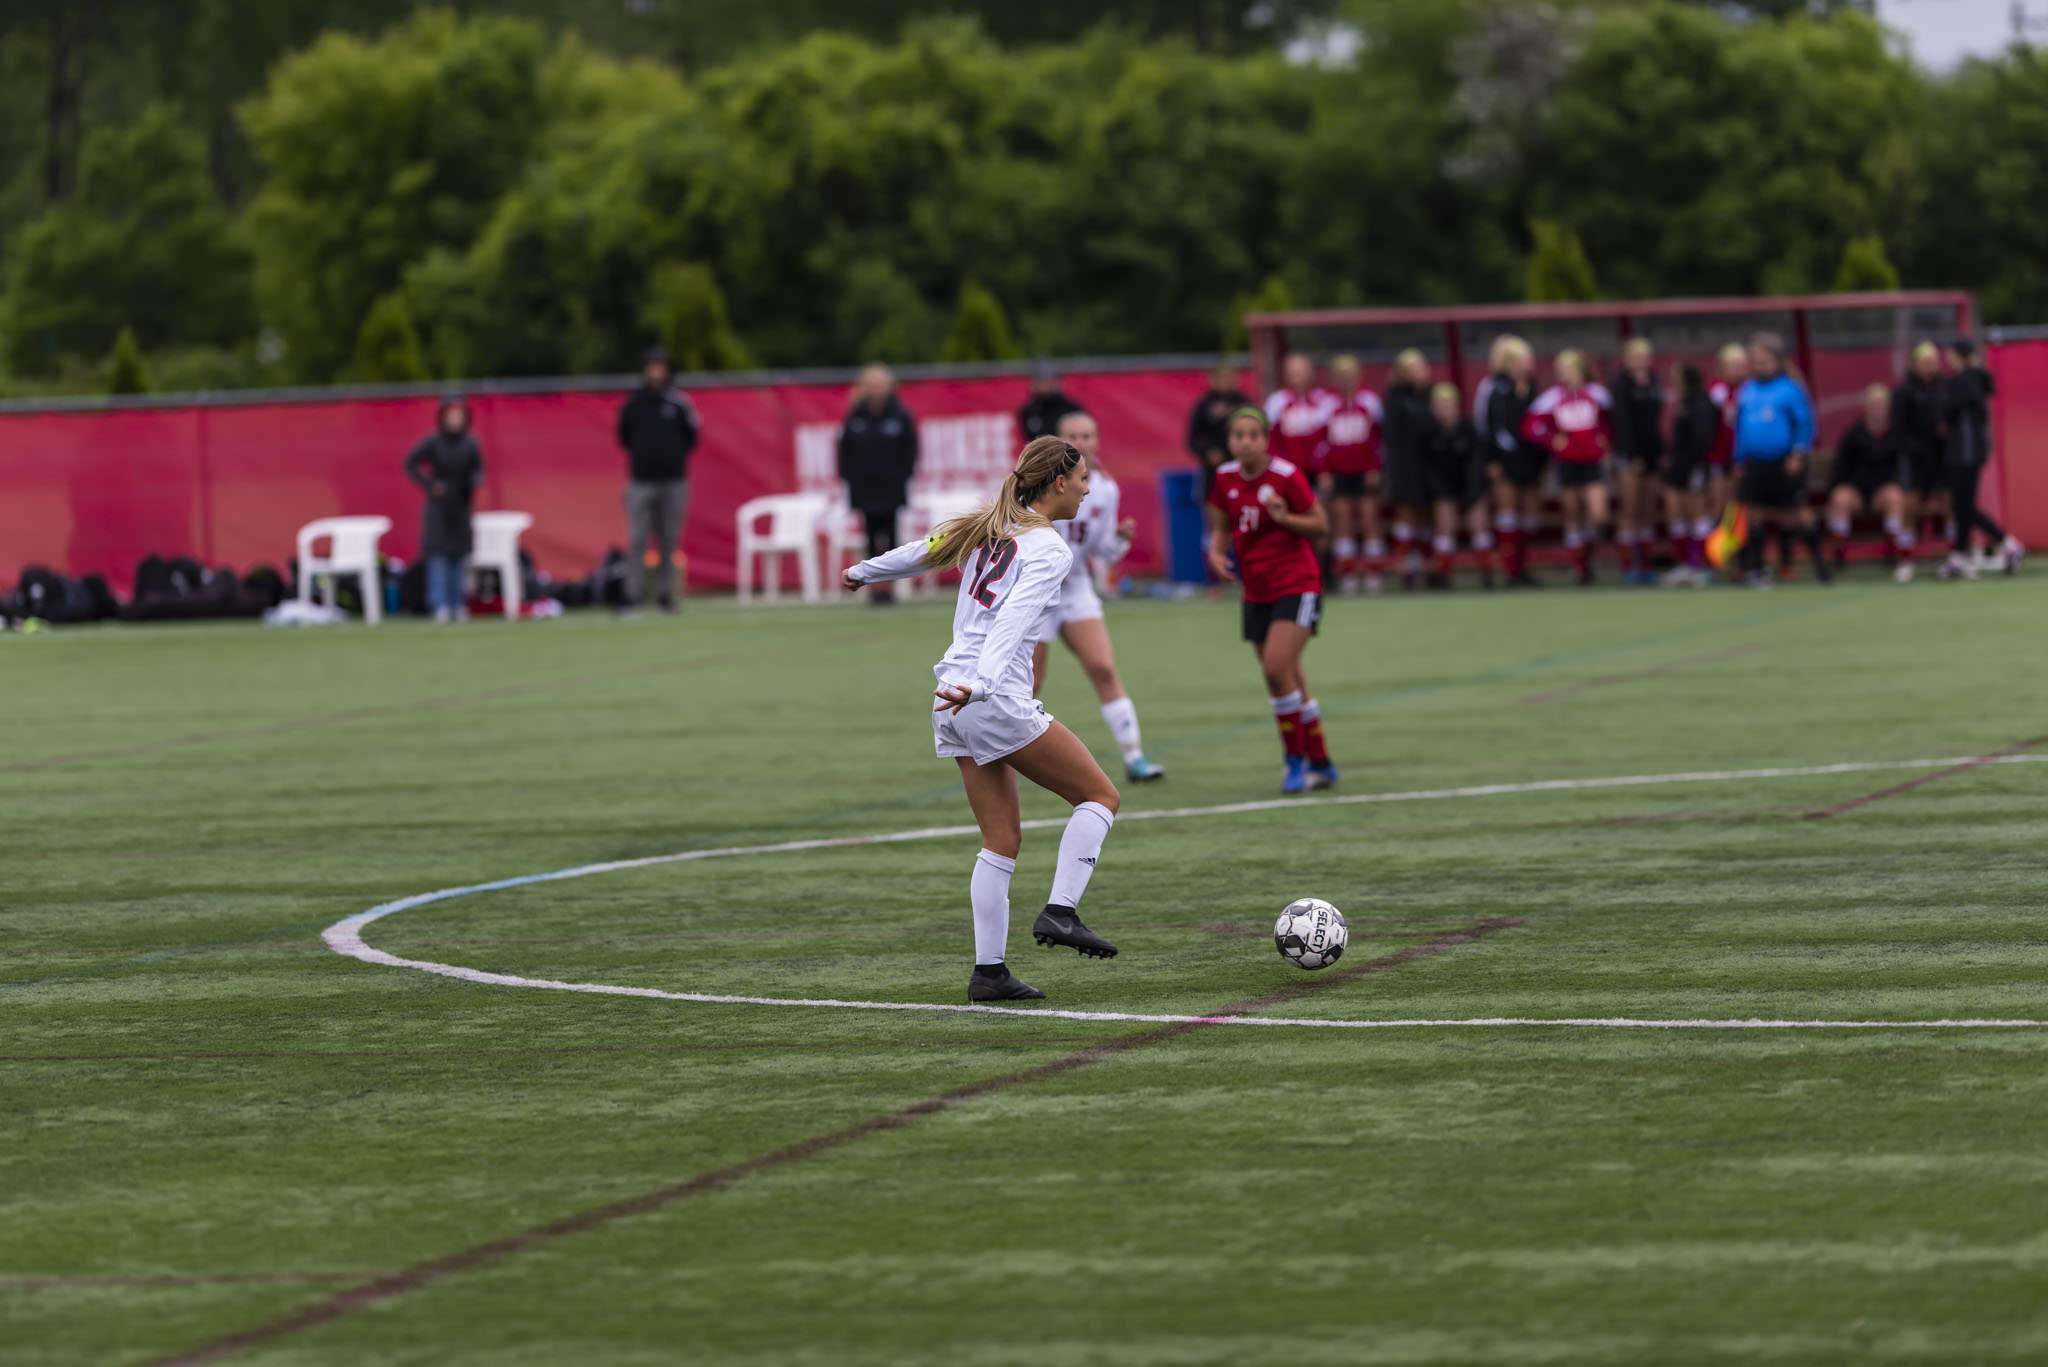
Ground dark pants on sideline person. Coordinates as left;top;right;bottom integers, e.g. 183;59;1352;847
1946;461;2006;552
858;503;902;560
625;478;688;605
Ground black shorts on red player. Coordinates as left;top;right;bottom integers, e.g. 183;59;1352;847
1209;407;1339;794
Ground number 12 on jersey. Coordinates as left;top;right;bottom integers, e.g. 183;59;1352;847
969;538;1018;607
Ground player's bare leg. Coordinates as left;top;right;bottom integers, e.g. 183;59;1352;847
1005;722;1121;959
1058;617;1162;782
954;757;1044;1001
1327;490;1351;593
1358;487;1386;594
1615;462;1642;583
1466;498;1496;589
1429;498;1457;589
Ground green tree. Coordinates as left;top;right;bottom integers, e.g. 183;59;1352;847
1831;233;1900;291
105;325;154;394
350;292;429;381
938;282;1021;362
2;104;252;376
1539;3;1924;298
1223;275;1295;351
643;262;753;371
239;11;556;380
1524;218;1598;301
1903;46;2048;323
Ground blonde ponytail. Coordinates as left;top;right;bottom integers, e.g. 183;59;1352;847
924;436;1079;570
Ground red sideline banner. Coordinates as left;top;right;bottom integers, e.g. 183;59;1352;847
1;347;2041;597
0;367;1237;597
1989;339;2048;547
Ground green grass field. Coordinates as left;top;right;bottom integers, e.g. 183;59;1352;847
7;573;2048;1366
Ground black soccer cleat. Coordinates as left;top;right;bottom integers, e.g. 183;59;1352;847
968;965;1045;1002
1032;905;1118;959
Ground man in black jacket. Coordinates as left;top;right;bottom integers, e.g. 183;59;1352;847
1017;358;1082;443
838;364;918;604
617;346;700;612
1185;361;1250;497
1939;338;2023;577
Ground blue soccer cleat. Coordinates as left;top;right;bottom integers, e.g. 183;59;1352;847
1305;761;1340;791
1282;755;1309;794
1124;753;1166;783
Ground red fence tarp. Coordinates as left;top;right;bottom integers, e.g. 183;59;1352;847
0;367;1232;596
1;347;2041;596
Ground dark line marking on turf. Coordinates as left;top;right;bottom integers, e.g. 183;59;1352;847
2;1273;367;1291
1514;644;1762;705
142;917;1521;1366
0;1039;1107;1063
1801;736;2048;820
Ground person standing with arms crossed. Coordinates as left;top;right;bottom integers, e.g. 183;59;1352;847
616;346;700;614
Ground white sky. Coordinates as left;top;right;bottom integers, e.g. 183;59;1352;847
1876;0;2035;69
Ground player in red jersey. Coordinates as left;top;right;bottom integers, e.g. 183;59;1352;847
1264;353;1333;475
1207;407;1335;795
1705;342;1747;527
1314;354;1385;594
1521;349;1614;585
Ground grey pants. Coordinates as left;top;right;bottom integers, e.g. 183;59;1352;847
624;479;688;604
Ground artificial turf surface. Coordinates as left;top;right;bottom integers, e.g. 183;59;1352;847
5;569;2047;1365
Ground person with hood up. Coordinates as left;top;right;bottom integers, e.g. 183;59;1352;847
404;396;486;623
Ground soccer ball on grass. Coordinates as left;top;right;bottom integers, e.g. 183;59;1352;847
1273;897;1347;971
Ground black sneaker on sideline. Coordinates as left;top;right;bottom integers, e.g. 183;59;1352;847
968;966;1046;1002
1032;906;1118;959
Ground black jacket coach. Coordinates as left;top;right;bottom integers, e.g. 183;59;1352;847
838;394;919;513
1018;389;1083;443
617;384;701;483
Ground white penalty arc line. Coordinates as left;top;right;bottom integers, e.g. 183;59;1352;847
324;753;2048;1032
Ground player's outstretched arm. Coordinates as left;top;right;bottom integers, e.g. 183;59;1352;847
844;534;938;591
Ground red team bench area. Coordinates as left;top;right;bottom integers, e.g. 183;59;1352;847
0;292;2042;599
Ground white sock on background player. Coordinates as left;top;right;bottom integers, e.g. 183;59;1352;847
972;848;1015;965
1048;801;1114;910
1099;697;1143;763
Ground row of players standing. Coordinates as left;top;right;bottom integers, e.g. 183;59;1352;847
1192;334;2019;592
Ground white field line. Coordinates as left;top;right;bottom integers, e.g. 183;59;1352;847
323;754;2048;1032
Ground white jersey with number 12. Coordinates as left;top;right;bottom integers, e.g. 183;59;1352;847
849;525;1072;702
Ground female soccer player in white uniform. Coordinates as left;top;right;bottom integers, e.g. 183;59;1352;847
843;435;1122;1004
1030;409;1165;783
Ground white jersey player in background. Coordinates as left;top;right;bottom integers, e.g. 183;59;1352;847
1030;409;1165;783
844;435;1123;1004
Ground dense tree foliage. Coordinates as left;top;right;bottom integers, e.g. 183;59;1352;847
2;105;252;375
0;0;2039;391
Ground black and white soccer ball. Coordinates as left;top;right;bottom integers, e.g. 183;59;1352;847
1273;897;1347;971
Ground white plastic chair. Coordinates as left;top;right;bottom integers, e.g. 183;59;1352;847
903;488;984;597
296;516;392;624
823;494;872;592
735;494;828;603
469;512;535;619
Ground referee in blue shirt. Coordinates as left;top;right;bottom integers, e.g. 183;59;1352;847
1733;333;1829;586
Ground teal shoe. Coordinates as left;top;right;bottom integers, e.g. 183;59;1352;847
1124;753;1166;782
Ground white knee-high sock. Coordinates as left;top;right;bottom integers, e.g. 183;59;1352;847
1048;801;1114;910
1099;696;1143;762
972;848;1015;965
